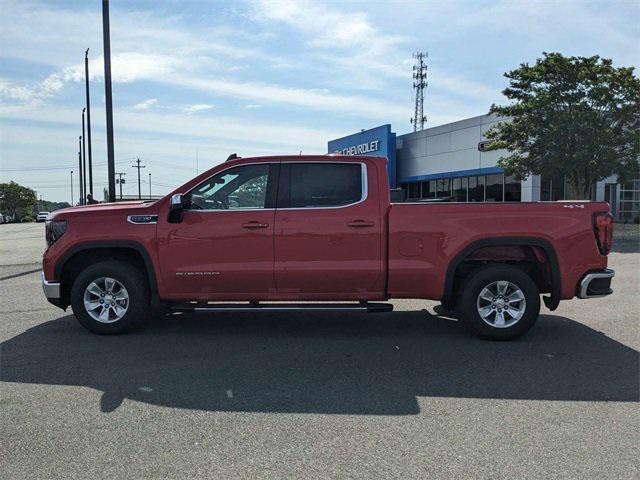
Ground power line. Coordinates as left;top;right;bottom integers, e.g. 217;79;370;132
0;159;132;173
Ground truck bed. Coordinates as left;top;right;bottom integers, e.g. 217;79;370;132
387;201;609;301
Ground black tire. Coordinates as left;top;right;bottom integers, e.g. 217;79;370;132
459;264;540;340
70;260;150;334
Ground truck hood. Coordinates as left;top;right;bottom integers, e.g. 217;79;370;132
50;200;159;219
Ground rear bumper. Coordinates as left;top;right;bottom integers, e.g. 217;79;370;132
577;269;614;299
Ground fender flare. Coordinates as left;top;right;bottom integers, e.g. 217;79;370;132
54;240;159;297
442;237;561;311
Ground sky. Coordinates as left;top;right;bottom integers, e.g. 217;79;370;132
0;0;638;202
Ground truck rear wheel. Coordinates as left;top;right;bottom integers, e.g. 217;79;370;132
70;260;149;334
459;265;540;340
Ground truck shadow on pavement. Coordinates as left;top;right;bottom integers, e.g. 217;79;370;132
1;311;638;414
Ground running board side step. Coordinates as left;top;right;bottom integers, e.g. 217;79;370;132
171;302;393;313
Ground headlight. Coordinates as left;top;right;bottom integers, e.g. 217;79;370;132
45;220;67;246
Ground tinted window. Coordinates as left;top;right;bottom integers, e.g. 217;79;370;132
504;175;521;201
469;175;485;202
436;178;450;198
286;163;363;208
190;164;270;210
485;174;504;202
407;182;420;199
452;177;468;202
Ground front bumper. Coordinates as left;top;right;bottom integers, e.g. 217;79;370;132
577;269;615;299
41;271;61;299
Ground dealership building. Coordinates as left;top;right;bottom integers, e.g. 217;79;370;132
328;114;639;222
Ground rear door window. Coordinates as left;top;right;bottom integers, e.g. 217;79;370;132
278;163;364;208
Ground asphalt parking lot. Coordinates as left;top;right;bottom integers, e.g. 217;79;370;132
1;223;638;479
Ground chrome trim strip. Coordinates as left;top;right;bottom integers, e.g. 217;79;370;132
578;268;614;299
41;271;61;299
184;208;276;213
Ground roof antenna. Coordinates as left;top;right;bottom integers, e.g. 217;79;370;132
226;153;240;162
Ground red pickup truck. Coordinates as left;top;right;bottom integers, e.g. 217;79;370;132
42;155;614;340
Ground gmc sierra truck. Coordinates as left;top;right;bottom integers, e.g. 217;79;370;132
42;155;614;340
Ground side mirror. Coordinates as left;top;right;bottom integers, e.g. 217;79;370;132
168;193;186;223
170;194;183;211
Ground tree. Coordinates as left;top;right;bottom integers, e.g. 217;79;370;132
0;181;37;219
485;52;640;199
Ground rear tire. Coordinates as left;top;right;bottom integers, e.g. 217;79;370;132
459;265;540;340
70;260;150;334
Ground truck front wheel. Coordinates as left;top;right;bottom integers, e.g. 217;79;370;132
70;260;150;334
459;265;540;340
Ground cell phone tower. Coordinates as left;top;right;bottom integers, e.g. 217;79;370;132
411;52;428;132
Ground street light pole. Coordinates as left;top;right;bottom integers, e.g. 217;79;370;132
148;172;151;199
115;172;126;200
102;0;116;202
85;48;93;195
78;136;84;205
70;170;74;206
82;108;87;203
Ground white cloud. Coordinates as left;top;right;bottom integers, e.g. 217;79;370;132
0;104;344;151
245;104;262;109
183;103;215;114
165;73;407;120
132;98;159;110
1;52;181;106
252;0;403;52
0;78;38;102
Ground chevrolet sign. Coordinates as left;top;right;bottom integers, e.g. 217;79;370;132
335;140;381;156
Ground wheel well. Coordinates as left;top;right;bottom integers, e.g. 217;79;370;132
446;244;555;308
59;248;150;304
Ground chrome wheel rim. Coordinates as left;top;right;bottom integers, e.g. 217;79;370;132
476;280;526;329
83;277;129;323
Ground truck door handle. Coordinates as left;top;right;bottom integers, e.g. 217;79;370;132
242;221;269;229
347;220;375;228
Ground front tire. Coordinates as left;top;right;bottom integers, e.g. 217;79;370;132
459;265;540;340
70;260;150;334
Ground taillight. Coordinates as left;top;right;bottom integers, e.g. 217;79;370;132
593;212;613;255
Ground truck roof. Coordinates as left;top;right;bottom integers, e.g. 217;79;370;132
225;154;385;163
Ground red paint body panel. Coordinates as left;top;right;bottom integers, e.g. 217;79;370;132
44;155;610;305
157;209;276;298
273;158;385;300
387;202;608;300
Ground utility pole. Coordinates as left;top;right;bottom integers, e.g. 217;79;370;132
70;170;74;206
85;48;93;195
82;108;87;202
148;172;152;199
102;0;116;202
115;172;126;200
410;52;428;132
78;136;84;205
131;157;146;200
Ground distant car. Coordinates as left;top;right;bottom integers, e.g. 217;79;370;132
36;212;50;222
